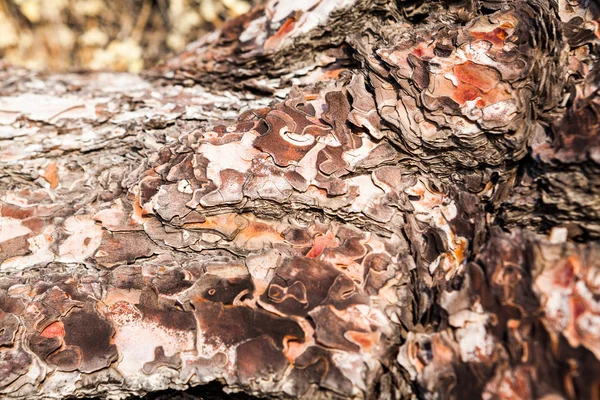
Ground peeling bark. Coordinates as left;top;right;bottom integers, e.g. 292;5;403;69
1;0;600;399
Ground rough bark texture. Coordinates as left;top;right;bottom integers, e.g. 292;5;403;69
0;0;599;399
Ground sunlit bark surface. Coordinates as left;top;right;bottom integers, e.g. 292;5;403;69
1;0;599;399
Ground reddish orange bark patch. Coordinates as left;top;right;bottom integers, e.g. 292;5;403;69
41;163;60;189
133;190;146;220
41;321;65;338
183;213;239;237
306;231;339;258
243;220;276;236
553;256;580;287
454;61;500;92
264;17;296;51
470;23;513;46
323;68;345;79
455;84;481;103
278;17;296;36
283;338;306;363
346;330;378;351
0;203;36;219
236;219;283;245
453;237;467;265
570;297;587;320
21;217;45;233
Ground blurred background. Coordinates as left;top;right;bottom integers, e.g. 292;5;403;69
0;0;255;72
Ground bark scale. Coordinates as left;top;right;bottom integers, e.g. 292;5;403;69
0;0;599;399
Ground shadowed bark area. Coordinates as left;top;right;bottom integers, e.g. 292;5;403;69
0;0;599;399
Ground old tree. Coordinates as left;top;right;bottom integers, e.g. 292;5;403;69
1;0;599;398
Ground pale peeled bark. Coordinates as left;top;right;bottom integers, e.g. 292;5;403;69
1;0;599;399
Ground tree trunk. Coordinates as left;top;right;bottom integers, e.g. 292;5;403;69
1;0;599;399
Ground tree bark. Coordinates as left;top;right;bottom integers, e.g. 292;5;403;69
1;0;599;399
